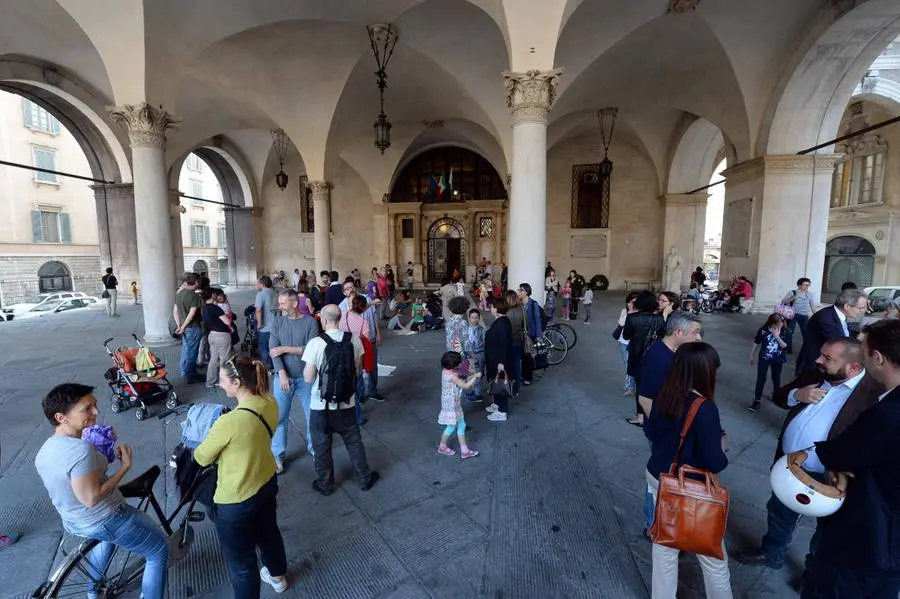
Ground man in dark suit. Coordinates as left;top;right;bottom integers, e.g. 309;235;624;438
796;288;868;372
733;337;882;570
801;320;900;598
324;270;344;306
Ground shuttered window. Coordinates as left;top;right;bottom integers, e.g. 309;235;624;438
218;225;227;248
31;210;70;243
189;179;204;206
22;98;60;134
191;222;210;247
32;146;58;183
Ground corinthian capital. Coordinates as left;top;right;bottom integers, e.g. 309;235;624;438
108;103;180;149
503;69;563;124
306;180;332;199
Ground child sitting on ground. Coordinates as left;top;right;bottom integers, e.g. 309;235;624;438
438;351;481;458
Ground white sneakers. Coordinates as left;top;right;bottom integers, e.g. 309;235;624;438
261;566;288;593
487;411;507;422
485;403;498;413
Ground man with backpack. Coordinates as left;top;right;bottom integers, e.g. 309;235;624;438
302;305;380;496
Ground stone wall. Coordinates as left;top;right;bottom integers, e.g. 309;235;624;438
547;134;662;290
0;253;102;305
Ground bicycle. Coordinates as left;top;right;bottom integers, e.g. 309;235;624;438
546;321;578;351
33;407;209;599
539;326;569;365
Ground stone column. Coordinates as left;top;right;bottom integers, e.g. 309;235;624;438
504;69;563;304
227;207;262;287
109;103;180;345
92;183;139;288
661;193;708;291
169;189;185;279
307;181;332;275
720;154;838;312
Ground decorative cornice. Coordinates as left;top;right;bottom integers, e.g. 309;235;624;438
91;183;133;198
503;69;563;125
722;155;841;184
108;103;179;149
306;180;332;198
667;0;701;14
838;134;887;158
661;193;709;206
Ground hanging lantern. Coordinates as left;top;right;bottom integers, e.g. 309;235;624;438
367;24;399;154
270;128;289;190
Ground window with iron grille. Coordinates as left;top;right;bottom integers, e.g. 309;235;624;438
191;222;210;247
22;98;60;135
299;176;314;232
479;217;493;238
571;164;609;229
32;146;58;184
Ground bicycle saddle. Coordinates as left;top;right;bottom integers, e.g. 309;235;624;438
119;465;161;498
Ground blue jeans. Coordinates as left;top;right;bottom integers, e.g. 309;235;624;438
617;343;635;391
272;376;313;459
180;326;202;378
761;491;804;565
214;478;287;599
354;374;370;425
257;331;273;370
755;359;784;402
66;504;169;599
786;313;810;353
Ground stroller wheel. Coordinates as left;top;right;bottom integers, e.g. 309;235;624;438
165;392;179;410
135;407;148;421
110;400;122;413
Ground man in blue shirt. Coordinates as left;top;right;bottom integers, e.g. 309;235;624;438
636;311;703;536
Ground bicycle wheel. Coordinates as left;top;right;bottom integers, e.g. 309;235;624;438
550;322;578;350
543;329;568;365
38;537;144;598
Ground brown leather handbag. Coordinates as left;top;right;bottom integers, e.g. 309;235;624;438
649;397;729;560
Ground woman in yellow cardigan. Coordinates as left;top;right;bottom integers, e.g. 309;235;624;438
194;358;288;598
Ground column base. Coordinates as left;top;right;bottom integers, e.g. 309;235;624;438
142;332;180;348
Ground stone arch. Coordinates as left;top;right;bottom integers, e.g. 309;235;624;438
853;75;900;112
0;56;131;183
823;234;877;294
666;118;731;194
192;259;209;277
38;260;73;293
388;144;508;202
761;0;900;155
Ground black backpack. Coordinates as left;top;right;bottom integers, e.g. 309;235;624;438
319;332;356;407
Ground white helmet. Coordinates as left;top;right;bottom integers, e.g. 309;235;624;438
770;451;847;518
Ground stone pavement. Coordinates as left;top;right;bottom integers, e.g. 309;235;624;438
0;290;815;598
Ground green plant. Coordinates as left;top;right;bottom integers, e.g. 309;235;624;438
589;274;609;290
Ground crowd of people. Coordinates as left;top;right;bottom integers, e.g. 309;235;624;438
18;260;900;599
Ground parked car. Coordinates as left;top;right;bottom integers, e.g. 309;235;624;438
864;285;900;314
2;292;99;321
11;297;99;321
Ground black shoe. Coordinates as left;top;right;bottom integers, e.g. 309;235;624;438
368;392;386;403
732;550;783;570
312;480;334;497
747;401;761;413
360;471;380;491
358;418;368;426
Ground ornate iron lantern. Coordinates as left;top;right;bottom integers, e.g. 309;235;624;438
271;128;289;190
367;24;398;154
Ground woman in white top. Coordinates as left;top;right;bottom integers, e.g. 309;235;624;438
782;277;817;354
616;292;640;395
544;269;561;321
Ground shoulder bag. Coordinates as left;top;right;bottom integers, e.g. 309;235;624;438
649;397;729;560
236;407;274;438
522;305;535;356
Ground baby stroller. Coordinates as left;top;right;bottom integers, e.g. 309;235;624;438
104;334;178;420
241;305;259;357
170;403;228;518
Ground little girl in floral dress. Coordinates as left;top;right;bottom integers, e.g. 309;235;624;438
561;278;572;320
438;351;481;458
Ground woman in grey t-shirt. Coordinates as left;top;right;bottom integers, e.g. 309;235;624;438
782;277;817;354
34;383;168;599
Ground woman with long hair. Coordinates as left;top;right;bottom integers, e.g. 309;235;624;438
485;296;513;422
296;279;315;317
194;358;289;597
616;291;640;395
504;289;526;394
644;342;731;598
622;290;666;426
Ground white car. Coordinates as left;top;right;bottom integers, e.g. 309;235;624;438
2;292;99;321
11;297;99;320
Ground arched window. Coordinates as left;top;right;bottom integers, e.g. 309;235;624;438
192;260;209;277
38;261;72;293
823;235;875;294
390;147;506;203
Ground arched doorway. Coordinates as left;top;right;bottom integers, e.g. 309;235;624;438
823;235;875;294
38;261;73;293
193;260;209;278
428;218;466;283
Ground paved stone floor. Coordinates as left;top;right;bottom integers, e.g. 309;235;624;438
0;290;816;598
